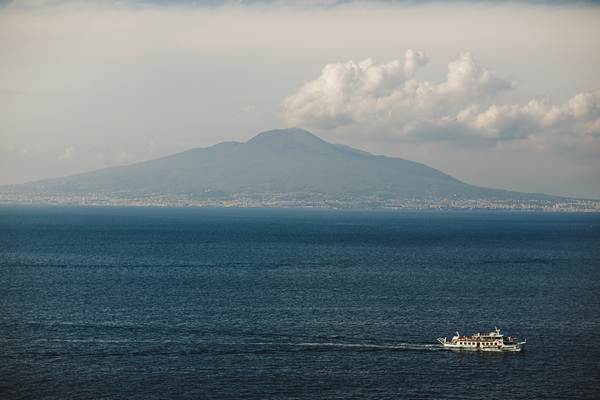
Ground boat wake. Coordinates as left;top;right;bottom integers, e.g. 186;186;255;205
264;341;444;352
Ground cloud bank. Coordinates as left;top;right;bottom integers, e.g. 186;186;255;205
281;51;600;153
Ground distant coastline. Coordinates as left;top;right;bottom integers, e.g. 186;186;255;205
1;190;597;212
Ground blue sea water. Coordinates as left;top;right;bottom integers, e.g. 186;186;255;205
1;206;599;399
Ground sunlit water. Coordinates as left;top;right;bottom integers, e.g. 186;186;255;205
1;206;599;399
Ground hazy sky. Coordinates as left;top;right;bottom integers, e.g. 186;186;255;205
1;0;599;198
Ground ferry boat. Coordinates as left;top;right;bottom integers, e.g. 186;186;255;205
437;327;525;351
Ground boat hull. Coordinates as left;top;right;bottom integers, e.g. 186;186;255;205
439;343;525;352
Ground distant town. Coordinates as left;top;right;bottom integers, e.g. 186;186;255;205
1;189;598;212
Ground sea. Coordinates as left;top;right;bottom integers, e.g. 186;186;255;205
1;205;599;399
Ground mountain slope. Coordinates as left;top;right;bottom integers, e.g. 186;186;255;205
22;128;468;194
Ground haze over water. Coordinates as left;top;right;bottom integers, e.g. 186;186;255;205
1;206;599;399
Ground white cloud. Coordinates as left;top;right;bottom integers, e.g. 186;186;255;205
440;52;518;100
281;51;600;155
403;49;428;78
281;52;432;130
58;146;75;160
452;91;600;153
281;51;520;134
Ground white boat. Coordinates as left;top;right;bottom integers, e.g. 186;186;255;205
437;327;525;351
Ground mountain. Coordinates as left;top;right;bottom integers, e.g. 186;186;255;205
2;128;595;210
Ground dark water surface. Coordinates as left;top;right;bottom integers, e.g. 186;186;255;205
1;206;599;399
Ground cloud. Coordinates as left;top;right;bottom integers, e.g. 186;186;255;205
115;151;133;165
58;146;75;160
437;51;519;103
281;51;519;133
440;89;600;151
281;51;599;154
403;49;429;78
281;52;430;130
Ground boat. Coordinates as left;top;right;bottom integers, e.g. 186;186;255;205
437;327;525;351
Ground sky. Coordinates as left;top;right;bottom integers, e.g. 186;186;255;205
1;0;599;199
